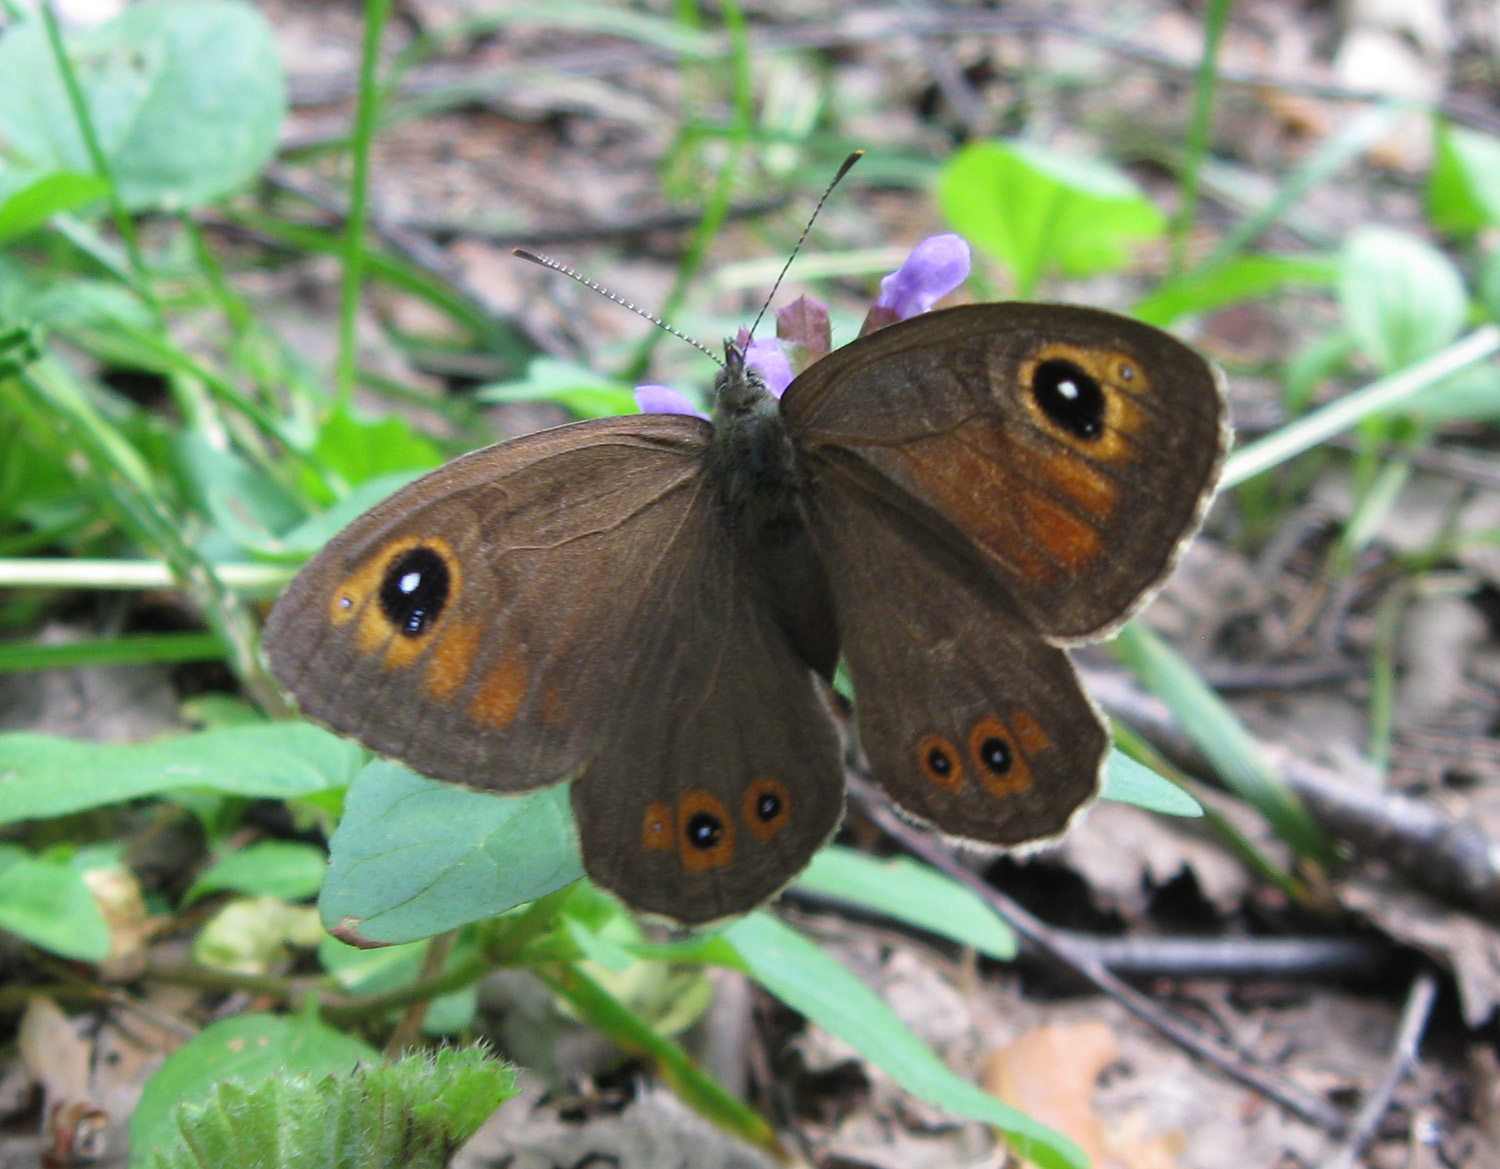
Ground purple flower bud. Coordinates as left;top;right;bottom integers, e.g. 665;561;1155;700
634;384;707;419
745;338;793;399
875;233;971;320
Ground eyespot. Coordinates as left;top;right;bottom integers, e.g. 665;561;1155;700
918;734;963;791
1031;358;1106;441
743;777;791;841
642;801;674;852
379;545;451;638
678;791;735;872
969;716;1033;797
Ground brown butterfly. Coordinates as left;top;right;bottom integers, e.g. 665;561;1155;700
263;302;1228;925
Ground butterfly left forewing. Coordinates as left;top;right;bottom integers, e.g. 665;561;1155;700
569;494;845;925
803;459;1107;846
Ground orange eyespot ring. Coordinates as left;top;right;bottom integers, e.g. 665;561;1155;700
969;716;1033;797
642;801;674;852
678;790;735;872
918;734;963;791
743;777;791;841
1007;707;1051;757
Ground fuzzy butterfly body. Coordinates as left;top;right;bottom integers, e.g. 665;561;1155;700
263;302;1228;925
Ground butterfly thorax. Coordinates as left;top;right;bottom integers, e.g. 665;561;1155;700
707;342;839;677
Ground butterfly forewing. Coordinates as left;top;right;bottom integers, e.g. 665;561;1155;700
263;415;717;791
782;303;1229;642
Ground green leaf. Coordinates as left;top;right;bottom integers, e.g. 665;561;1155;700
183;841;327;907
938;139;1165;298
794;846;1016;960
1428;121;1500;236
143;1047;516;1169
319;761;582;944
1100;749;1202;817
0;169;108;242
476;358;640;419
318;932;480;1036
0;724;363;824
1339;226;1467;374
173;432;308;556
0;1;286;212
724;913;1084;1169
1131;254;1337;326
129;1010;382;1169
302;407;443;503
0;844;111;960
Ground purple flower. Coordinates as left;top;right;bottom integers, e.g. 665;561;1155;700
744;338;793;398
861;233;971;336
635;234;971;408
876;233;971;318
634;384;707;419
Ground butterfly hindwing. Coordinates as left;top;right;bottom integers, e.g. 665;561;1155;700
804;460;1107;845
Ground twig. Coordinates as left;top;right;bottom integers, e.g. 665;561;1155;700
383;930;455;1056
1324;968;1440;1169
844;774;1350;1135
1085;669;1500;920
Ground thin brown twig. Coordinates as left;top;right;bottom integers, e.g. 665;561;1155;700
844;773;1350;1135
1324;968;1440;1169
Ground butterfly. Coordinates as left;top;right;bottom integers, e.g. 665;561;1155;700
262;298;1228;925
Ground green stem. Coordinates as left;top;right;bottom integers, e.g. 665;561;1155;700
39;0;162;324
337;0;394;412
1170;0;1234;277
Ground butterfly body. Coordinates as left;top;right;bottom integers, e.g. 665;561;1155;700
264;303;1228;925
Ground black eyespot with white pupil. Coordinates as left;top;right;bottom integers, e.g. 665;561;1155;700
755;791;782;822
927;745;954;777
979;737;1012;775
379;546;450;637
687;811;724;850
1032;358;1106;440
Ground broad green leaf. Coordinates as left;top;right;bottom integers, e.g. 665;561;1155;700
938;139;1164;298
1132;254;1337;326
0;1;285;211
794;846;1016;960
1101;749;1202;817
724;913;1084;1169
302;407;443;503
142;1048;516;1169
129;1010;380;1169
1339;227;1466;374
476;358;641;419
319;761;581;944
0;845;111;960
0;169;108;242
183;842;328;906
173;432;307;556
1429;121;1500;236
0;724;362;824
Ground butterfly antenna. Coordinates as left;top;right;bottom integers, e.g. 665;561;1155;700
511;248;721;366
744;149;864;342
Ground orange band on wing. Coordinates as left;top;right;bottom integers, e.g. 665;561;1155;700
422;618;482;701
468;654;527;727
